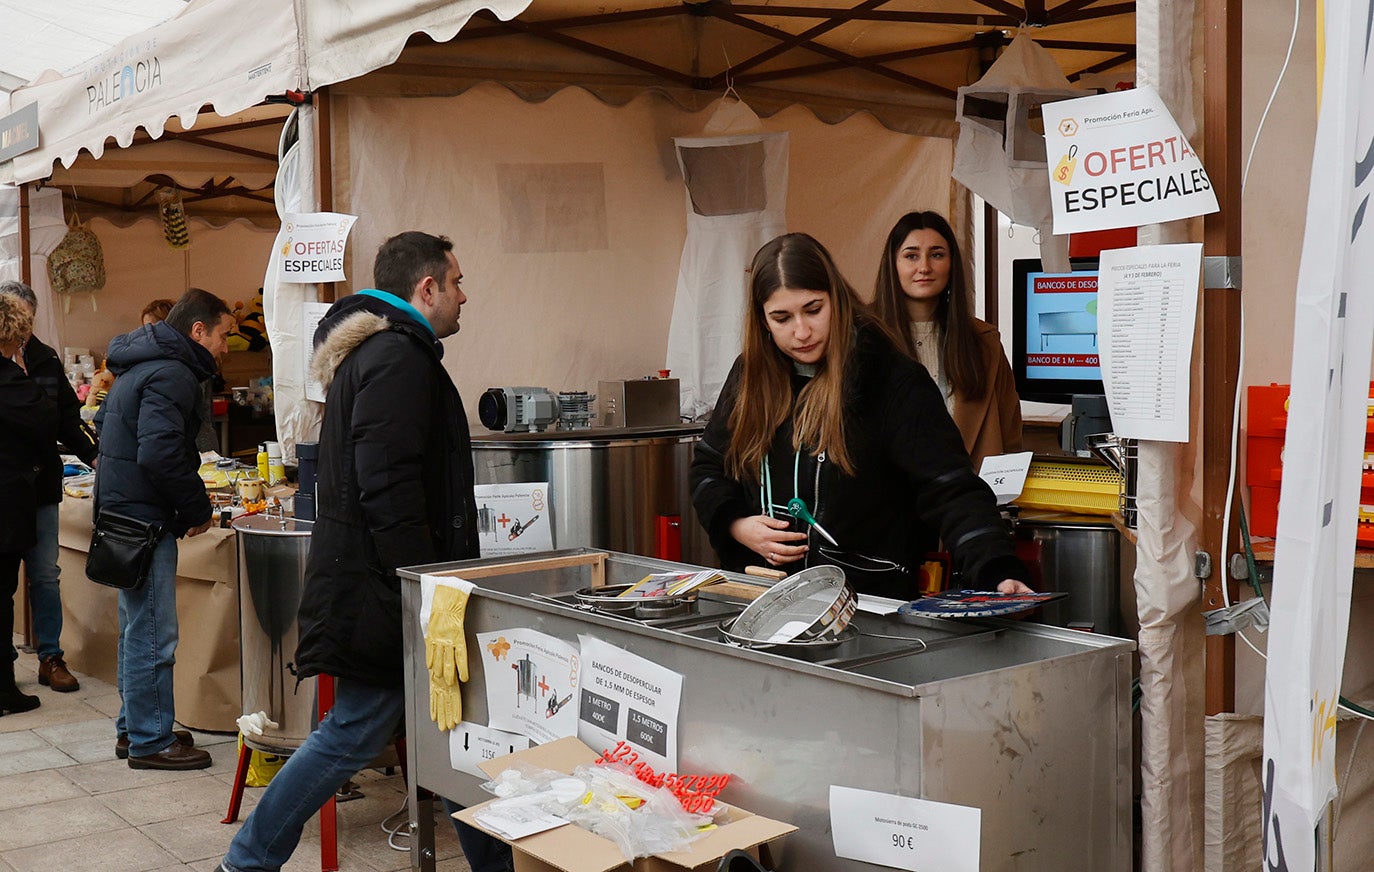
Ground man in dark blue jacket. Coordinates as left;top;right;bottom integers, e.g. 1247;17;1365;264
219;232;510;872
96;288;234;770
0;280;98;694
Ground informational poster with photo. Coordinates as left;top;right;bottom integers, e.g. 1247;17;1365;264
1021;268;1100;382
1042;86;1218;234
473;483;553;555
576;635;683;773
477;628;580;745
278;212;358;282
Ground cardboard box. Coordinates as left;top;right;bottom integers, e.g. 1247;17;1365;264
455;737;796;872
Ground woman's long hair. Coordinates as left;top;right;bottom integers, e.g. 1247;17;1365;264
726;233;867;481
871;210;989;400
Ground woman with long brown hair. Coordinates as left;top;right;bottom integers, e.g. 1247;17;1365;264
870;211;1022;468
690;232;1029;598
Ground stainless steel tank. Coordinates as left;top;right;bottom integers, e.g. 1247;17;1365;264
472;423;712;566
1015;516;1124;635
233;514;316;754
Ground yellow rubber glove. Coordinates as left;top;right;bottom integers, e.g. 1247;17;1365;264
425;584;471;686
429;679;462;732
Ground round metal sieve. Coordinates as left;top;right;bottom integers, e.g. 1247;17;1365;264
730;565;856;643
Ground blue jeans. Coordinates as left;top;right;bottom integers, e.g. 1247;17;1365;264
221;679;406;872
440;797;515;872
13;503;63;661
116;535;180;755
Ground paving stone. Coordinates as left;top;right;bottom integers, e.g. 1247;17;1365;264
138;811;241;864
0;769;86;812
3;826;177;872
0;746;77;777
103;773;229;827
0;794;126;851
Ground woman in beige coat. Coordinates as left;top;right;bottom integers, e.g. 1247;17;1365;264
871;211;1022;469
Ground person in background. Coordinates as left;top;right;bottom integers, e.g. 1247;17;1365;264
216;232;511;872
869;211;1022;469
96;288;234;768
142;295;219;452
140;298;175;326
690;232;1031;598
0;281;99;693
0;293;57;716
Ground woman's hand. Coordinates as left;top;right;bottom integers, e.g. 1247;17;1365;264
730;515;808;567
996;579;1034;595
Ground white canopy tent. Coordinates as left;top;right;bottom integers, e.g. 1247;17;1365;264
14;3;1354;870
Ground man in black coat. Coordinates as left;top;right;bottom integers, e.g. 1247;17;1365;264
96;288;234;770
0;281;98;694
219;232;508;872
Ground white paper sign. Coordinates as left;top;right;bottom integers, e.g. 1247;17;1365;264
477;628;580;745
448;721;532;778
473;483;553;555
977;451;1033;503
830;786;981;872
576;635;683;773
301;301;332;402
473;804;569;840
1096;243;1202;441
278;212;358;282
1042;86;1218;234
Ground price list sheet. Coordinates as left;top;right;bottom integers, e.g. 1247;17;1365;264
1096;243;1202;441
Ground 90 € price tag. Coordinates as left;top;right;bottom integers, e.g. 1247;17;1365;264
829;786;980;872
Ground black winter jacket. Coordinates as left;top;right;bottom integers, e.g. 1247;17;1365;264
24;335;98;505
293;294;480;687
691;326;1027;599
94;322;215;537
0;357;57;553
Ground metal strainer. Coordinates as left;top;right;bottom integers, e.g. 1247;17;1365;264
731;565;856;644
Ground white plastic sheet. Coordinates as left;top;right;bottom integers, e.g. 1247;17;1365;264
665;100;787;418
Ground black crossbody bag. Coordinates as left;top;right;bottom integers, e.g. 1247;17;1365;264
86;509;165;591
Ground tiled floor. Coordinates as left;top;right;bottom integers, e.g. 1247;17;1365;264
1;644;473;872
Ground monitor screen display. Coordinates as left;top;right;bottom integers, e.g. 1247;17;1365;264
1011;258;1104;404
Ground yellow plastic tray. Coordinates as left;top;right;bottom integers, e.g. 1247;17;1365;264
1014;460;1123;516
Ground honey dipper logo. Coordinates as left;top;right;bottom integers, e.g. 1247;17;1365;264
487;636;512;661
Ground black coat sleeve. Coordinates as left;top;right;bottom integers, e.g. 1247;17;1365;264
29;345;98;465
689;358;758;570
880;364;1029;586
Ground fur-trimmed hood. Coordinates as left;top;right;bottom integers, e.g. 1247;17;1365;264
309;293;441;394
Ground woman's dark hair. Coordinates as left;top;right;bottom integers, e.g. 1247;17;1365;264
166;288;232;336
373;232;453;300
871;210;988;400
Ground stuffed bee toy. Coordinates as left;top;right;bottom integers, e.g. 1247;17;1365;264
227;288;269;352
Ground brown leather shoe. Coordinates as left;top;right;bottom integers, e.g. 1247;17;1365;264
128;741;211;770
115;729;194;760
38;657;80;692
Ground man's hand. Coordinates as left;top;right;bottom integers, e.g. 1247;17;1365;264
186;520;213;537
997;579;1034;595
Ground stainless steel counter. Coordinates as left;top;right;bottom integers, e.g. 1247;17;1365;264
399;550;1134;871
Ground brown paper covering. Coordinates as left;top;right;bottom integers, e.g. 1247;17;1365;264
55;499;242;732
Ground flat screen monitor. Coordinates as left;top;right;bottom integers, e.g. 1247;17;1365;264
1011;258;1104;404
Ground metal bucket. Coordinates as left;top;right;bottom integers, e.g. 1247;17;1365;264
233;515;315;754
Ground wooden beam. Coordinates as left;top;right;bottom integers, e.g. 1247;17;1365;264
969;0;1027;18
1052;2;1135;23
1068;50;1137;80
713;7;957;99
730;39;972;87
1048;0;1108;16
1201;0;1243;716
723;0;892;78
452;5;686;40
18;184;31;287
479;14;698;87
727;4;1022;27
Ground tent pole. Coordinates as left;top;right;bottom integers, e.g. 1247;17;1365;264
1200;0;1244;715
17;182;35;650
313;86;337;304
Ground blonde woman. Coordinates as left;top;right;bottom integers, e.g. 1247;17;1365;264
0;293;57;715
690;233;1030;599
